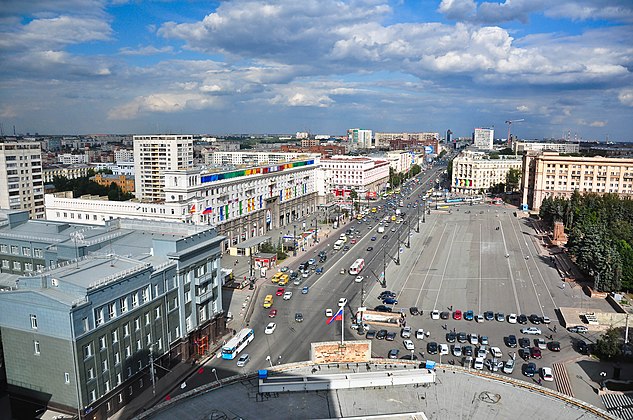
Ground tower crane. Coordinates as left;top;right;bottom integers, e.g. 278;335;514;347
505;119;525;146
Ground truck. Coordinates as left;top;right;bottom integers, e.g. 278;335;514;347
333;239;345;250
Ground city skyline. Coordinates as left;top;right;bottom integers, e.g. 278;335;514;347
1;0;632;140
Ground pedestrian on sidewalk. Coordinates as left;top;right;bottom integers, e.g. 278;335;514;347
553;325;557;333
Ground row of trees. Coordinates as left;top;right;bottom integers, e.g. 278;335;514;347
52;171;134;202
539;192;633;292
389;164;422;189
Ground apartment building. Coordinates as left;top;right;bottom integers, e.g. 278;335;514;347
522;151;633;211
452;149;522;194
473;128;494;150
347;128;373;149
203;151;319;167
58;153;89;164
43;163;92;183
0;140;45;219
114;149;134;163
133;135;194;202
318;156;389;200
374;132;439;150
0;211;225;419
512;141;580;154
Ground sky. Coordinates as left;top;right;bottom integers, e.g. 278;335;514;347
1;0;632;141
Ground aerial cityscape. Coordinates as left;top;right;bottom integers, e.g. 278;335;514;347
0;1;633;420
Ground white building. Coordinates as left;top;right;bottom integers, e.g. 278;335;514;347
133;134;194;202
114;148;134;162
512;141;580;154
296;132;309;139
57;153;89;164
203;151;319;167
90;161;135;176
43;164;91;183
0;140;44;219
385;150;418;173
45;158;319;251
347;128;373;149
473;128;494;150
318;156;389;201
452;149;522;195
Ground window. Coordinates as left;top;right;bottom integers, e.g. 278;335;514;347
114;351;121;365
22;247;30;256
154;284;159;296
136;339;142;351
64;372;70;384
127;366;132;377
154;307;161;319
83;343;93;359
11;245;18;254
105;380;110;393
125;345;131;358
144;312;150;325
134;317;140;331
108;302;116;319
137;360;142;370
0;244;7;253
82;317;89;332
142;286;150;303
132;293;138;308
13;261;21;270
2;260;8;268
119;297;128;313
24;262;33;271
34;248;43;258
116;372;122;385
146;333;151;345
102;359;108;372
90;389;97;402
95;308;104;327
157;337;162;350
123;323;130;337
99;335;107;350
30;314;37;329
88;367;95;380
34;340;40;355
112;330;119;343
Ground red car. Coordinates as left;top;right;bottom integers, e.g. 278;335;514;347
351;239;357;244
530;347;542;359
276;287;285;296
453;310;462;320
268;309;277;318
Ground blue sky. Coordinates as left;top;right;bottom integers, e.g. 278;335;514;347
1;0;632;141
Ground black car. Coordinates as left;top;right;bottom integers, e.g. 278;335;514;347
463;345;473;356
440;311;450;320
379;291;396;299
318;250;327;258
386;331;396;341
505;335;517;348
529;314;541;324
446;332;456;343
400;354;418;361
290;272;299;279
427;341;438;354
548;341;561;352
518;314;528;324
374;305;393;313
376;329;388;340
577;340;589;354
388;349;399;359
519;348;531;360
457;332;467;343
523;362;537;377
366;330;377;339
319;256;327;263
484;311;494;321
366;246;374;252
409;306;420;316
343;245;350;251
519;337;530;348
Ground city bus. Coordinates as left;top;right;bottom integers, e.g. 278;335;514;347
333;239;345;250
349;258;365;275
221;328;254;360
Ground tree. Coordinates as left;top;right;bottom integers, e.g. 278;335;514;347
349;189;360;213
594;327;621;360
505;168;521;192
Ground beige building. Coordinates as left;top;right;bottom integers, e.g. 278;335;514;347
473;128;494;150
522;151;633;211
512;141;579;154
43;163;91;183
374;132;439;149
452;149;522;195
0;140;44;219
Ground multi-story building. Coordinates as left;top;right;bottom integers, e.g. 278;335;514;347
114;149;134;163
279;144;347;157
91;174;135;194
347;129;373;149
301;138;319;148
452;149;522;195
45;158;319;251
318;156;389;201
133;135;194;202
58;153;89;165
512;141;580;154
473;128;494;150
385;150;418;174
521;152;633;211
0;140;45;219
43;163;92;183
0;210;225;419
203;151;319;167
374;132;439;150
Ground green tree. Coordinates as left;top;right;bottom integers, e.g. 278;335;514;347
594;327;621;360
505;168;521;192
616;240;633;291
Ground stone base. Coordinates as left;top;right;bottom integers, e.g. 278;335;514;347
310;340;371;364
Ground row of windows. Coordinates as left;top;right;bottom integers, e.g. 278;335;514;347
93;286;154;328
2;260;43;271
0;244;43;257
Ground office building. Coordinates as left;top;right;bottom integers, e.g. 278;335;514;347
58;153;89;165
473;128;494;150
203;151;318;167
521;152;633;211
452;149;522;195
0;140;45;219
347;129;373;149
318;156;389;201
133;135;194;202
512;141;580;154
0;211;225;419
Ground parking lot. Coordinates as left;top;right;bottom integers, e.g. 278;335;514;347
358;203;614;389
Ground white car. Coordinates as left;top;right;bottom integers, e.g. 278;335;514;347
338;298;348;306
477;345;487;358
439;343;449;355
401;326;412;338
490;346;503;358
542;316;551;324
521;327;542;335
355;276;364;283
404;340;415;350
452;344;462;357
537;338;547;349
474;357;485;370
236;353;250;367
302;271;309;278
264;322;276;335
476;314;484;323
469;333;479;345
502;358;515;374
415;329;425;340
541;367;554;382
325;308;333;317
431;310;440;320
508;313;517;324
283;291;293;300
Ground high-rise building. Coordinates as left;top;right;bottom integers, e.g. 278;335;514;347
0;140;44;219
473;128;494;150
133;135;194;202
347;129;373;149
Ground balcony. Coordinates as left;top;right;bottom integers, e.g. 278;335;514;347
194;288;216;305
193;271;216;286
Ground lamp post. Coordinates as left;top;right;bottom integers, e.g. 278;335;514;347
405;220;411;248
211;368;220;387
293;224;297;257
416;204;420;233
265;355;273;368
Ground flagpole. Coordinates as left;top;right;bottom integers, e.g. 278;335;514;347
340;304;344;346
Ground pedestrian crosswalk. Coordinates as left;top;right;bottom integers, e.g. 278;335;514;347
552;362;574;397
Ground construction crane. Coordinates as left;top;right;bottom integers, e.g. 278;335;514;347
505;119;525;146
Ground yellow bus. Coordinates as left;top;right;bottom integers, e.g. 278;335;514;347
263;294;273;308
271;272;283;283
278;274;289;286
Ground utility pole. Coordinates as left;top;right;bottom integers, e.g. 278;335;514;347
416;204;420;233
149;344;156;396
406;220;411;248
293;224;297;257
396;228;401;265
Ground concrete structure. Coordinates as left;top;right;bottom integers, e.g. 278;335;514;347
0;211;225;419
318;156;390;201
374;132;439;151
300;138;319;147
452;149;522;195
203;151;318;167
91;161;135;176
512;141;580;154
114;149;134;163
522;151;633;211
385;150;418;174
347;128;373;149
91;174;135;194
473;128;494;150
58;153;89;165
133;135;194;202
45;158;319;251
43;164;92;184
0;140;45;219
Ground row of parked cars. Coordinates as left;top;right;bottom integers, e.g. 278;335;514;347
428;309;552;325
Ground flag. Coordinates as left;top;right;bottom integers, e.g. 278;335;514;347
202;207;213;215
327;308;343;325
189;204;196;214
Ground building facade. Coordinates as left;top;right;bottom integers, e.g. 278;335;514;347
43;164;92;184
0;140;45;219
91;174;135;194
374;132;439;150
347;129;373;149
512;141;580;154
114;149;134;163
473;128;494;150
521;152;633;211
452;149;522;195
203;151;319;167
318;156;390;201
58;153;89;165
133;135;194;202
0;212;226;419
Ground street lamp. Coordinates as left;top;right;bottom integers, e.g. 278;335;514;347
293;225;297;257
265;355;273;368
211;368;220;387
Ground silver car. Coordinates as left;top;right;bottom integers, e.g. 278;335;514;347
237;353;250;367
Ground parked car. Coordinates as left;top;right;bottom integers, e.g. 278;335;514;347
480;336;489;345
439;343;449;355
383;297;398;305
577;340;589;354
401;326;412;338
237;353;250;367
440;311;450;320
376;329;388;340
386;332;397;341
495;312;505;322
519;337;531;348
374;305;393;313
505;335;517;348
541;316;551;324
529;314;542;324
457;332;468;343
476;314;484;323
452;344;462;357
568;325;588;333
469;333;479;345
415;329;425;340
517;314;528;324
453;310;462;320
446;332;456;343
484;311;494;321
548;341;561;352
388;348;400;359
523;362;537;377
474;357;485;370
530;347;542;359
536;338;547;349
409;306;420;316
463;345;473;357
427;342;438;354
464;310;474;321
404;340;415;350
541;367;554;382
431;310;440;320
507;313;517;324
490;347;503;358
502;358;515;374
521;327;542;335
366;330;377;339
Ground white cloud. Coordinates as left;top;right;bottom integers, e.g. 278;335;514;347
108;93;220;120
578;119;607;127
119;45;174;56
619;89;633;107
270;86;334;107
516;105;529;112
438;0;476;20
